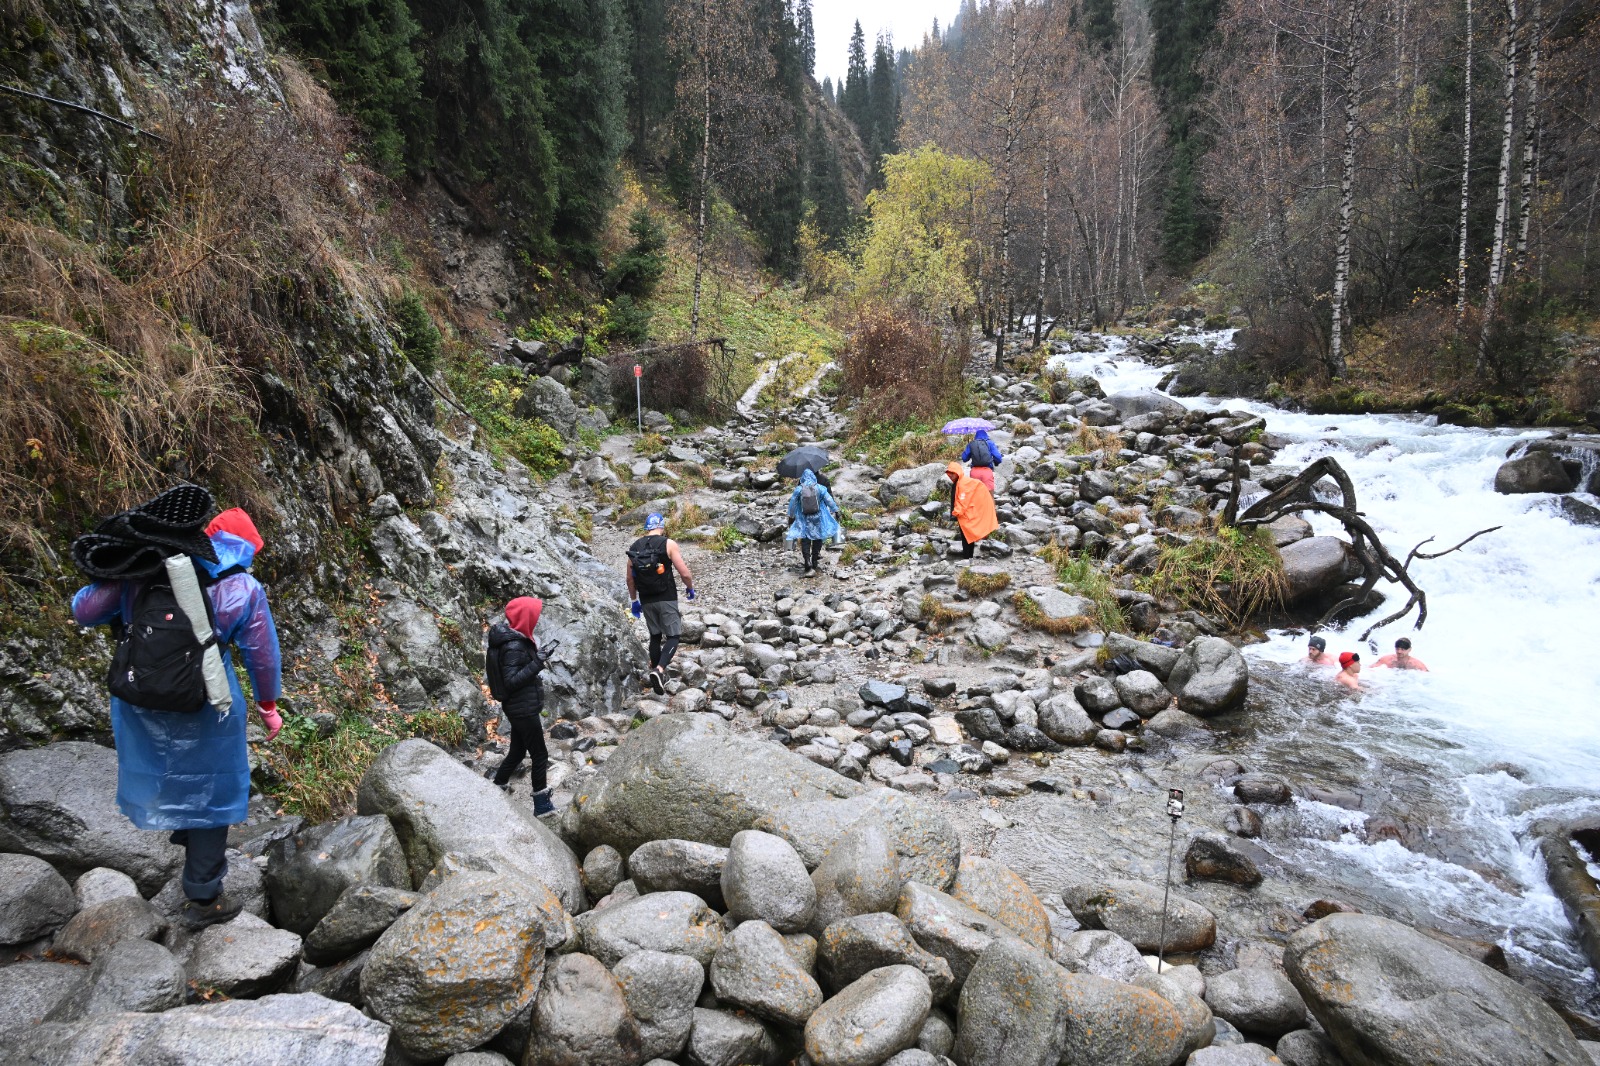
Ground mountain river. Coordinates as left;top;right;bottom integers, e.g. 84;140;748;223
1048;331;1600;1020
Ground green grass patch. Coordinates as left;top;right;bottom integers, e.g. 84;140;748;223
1011;591;1094;635
443;344;565;477
919;595;969;633
1149;524;1287;630
259;707;465;823
1039;544;1127;633
712;525;746;551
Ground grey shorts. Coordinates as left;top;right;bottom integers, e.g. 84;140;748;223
641;599;682;638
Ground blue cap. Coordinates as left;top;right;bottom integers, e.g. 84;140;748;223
645;512;665;530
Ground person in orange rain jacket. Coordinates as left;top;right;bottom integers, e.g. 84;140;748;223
945;461;999;559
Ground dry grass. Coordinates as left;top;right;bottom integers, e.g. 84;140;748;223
1071;424;1125;456
760;425;799;446
957;568;1012;596
0;59;414;571
919;595;969;633
842;305;970;432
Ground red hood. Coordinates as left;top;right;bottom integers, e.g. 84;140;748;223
506;596;543;640
205;507;264;552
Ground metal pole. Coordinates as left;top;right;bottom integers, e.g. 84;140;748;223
1157;815;1177;973
634;364;643;433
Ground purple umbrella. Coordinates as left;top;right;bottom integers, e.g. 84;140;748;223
941;417;995;435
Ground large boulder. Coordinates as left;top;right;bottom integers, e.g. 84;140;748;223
625;839;727;908
709;919;825;1027
684;1007;779;1066
46;938;186;1020
1205;967;1308;1037
51;895;166;962
23;992;389;1064
1115;670;1173;718
362;872;549;1060
1054;929;1149;983
952;939;1072;1066
265;815;411;936
1058;970;1189;1066
897;881;1027;989
1062;880;1217;953
1107;389;1186;420
1494;451;1577;494
614;950;704;1062
0;742;182;893
1285;912;1589;1066
1104;633;1182;680
1134;970;1217;1059
1038;694;1098;746
950;855;1051;950
817;912;955;1001
805;965;932;1066
303;884;419;965
514;374;580;439
357;738;584;913
723;830;816;933
575;715;960;891
757;789;962;892
188;913;303;998
579;890;725;969
0;961;90;1039
879;463;951;507
1165;637;1249;717
525;953;644;1066
0;852;75;944
808;824;903;938
1278;538;1363;604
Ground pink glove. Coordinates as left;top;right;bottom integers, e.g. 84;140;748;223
258;700;282;741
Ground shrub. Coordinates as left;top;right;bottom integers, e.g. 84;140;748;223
1150;524;1287;629
606;208;668;299
840;304;971;431
391;291;442;374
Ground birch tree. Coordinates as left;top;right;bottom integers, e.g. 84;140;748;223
1456;0;1475;320
1478;0;1519;372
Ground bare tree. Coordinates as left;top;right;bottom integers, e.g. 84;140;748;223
1328;0;1373;378
1513;0;1542;274
1478;0;1520;372
1456;0;1475;320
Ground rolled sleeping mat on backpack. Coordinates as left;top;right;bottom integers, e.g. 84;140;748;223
163;554;233;717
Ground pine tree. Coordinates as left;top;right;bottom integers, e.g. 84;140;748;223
1078;0;1119;51
843;21;870;129
623;0;673;157
867;33;900;180
797;0;816;75
806;114;853;245
821;75;834;104
1149;0;1224;269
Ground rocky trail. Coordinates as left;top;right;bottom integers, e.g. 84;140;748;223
3;332;1598;1065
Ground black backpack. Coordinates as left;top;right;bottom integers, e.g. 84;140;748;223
800;483;820;516
970;441;995;468
627;536;674;597
107;581;217;713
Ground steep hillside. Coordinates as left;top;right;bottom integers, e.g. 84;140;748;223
0;0;640;807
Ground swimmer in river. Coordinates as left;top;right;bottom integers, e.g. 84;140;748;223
1335;651;1363;690
1373;636;1429;671
1306;634;1337;667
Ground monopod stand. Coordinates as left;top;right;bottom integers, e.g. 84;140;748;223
1156;787;1185;974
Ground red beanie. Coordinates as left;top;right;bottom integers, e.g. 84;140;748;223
506;597;543;641
1338;651;1358;668
205;507;264;552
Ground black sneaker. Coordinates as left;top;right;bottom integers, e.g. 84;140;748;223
533;790;556;816
648;668;666;695
179;894;243;930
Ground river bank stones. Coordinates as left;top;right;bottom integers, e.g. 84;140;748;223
953;939;1073;1066
723;830;815;932
809;824;902;937
265;814;410;935
1286;912;1590;1066
1063;879;1218;952
710;918;824;1026
0;853;74;944
614;949;704;1060
628;839;728;907
818;912;955;1001
805;964;933;1066
47;937;186;1018
1166;638;1249;716
950;854;1052;949
525;953;643;1066
579;890;725;968
362;872;548;1059
1204;967;1307;1037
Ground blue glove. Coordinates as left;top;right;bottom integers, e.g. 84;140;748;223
686;588;697;601
630;601;642;618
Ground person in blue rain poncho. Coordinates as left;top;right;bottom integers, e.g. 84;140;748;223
786;468;842;577
71;507;282;928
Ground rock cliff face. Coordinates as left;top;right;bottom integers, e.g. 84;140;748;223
0;0;642;749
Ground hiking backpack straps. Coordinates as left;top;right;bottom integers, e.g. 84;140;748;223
970;441;994;467
628;535;674;598
107;581;217;713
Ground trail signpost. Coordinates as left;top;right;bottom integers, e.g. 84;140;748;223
1157;787;1185;972
634;364;643;433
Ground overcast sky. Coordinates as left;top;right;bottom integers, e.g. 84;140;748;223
811;0;962;87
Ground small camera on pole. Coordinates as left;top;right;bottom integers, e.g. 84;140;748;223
1156;787;1185;973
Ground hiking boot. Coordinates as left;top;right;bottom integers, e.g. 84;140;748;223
648;668;666;695
178;893;243;930
532;790;556;817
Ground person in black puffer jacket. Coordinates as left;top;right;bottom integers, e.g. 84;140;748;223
485;596;555;815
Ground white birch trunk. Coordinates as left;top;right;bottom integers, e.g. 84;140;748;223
690;16;712;342
1514;0;1540;273
1456;0;1475;319
1478;0;1519;372
1329;0;1364;379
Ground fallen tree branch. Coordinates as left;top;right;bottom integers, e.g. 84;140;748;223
1230;456;1498;637
0;83;167;141
608;336;729;360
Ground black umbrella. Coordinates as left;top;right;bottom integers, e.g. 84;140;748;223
776;445;830;479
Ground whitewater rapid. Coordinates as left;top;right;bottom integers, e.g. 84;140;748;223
1049;330;1600;1000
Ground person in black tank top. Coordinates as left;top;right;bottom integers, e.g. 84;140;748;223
626;513;695;695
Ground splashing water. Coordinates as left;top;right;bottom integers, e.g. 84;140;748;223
1057;334;1600;1011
